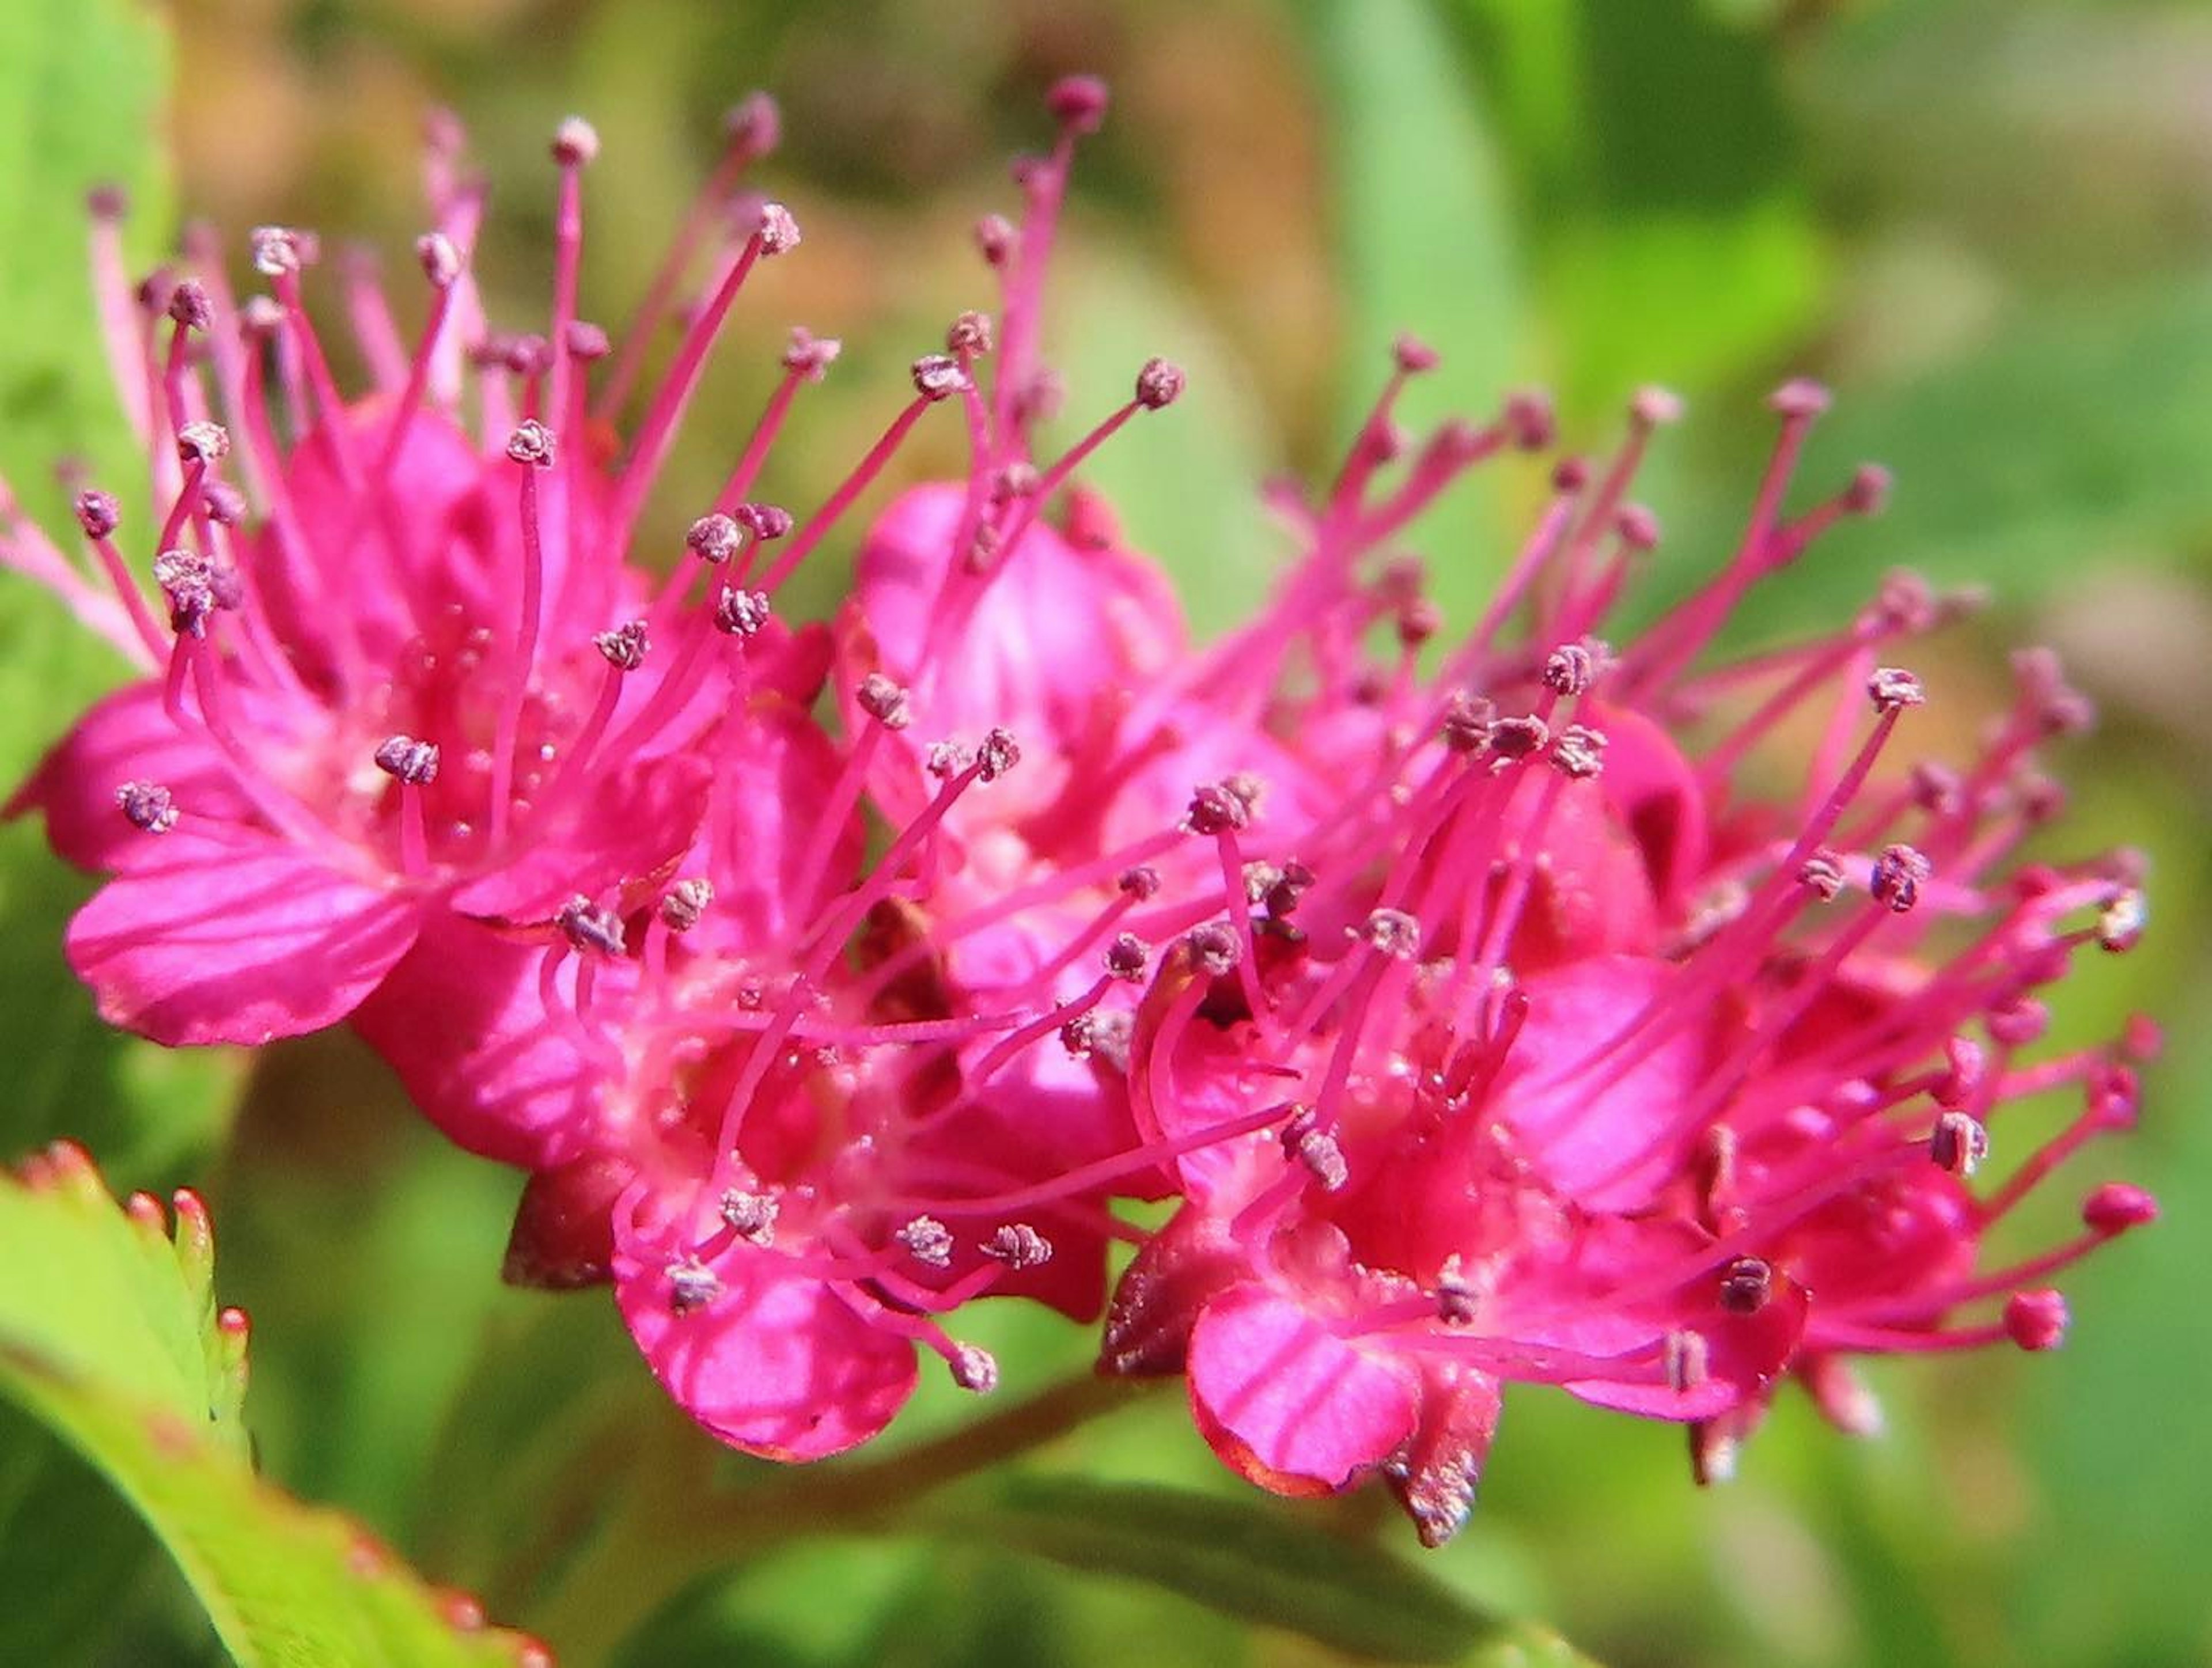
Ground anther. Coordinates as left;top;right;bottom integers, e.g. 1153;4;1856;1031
1768;377;1832;419
1279;1109;1349;1192
736;502;793;541
416;232;461;288
505;420;557;468
897;1216;955;1269
660;877;714;932
73;490;120;539
2003;1289;2069;1352
1363;908;1421;959
373;735;441;787
116;781;178;835
756;202;801;255
666;1259;721;1316
1046;74;1109;135
555;896;627;958
713;587;771;637
911;354;969;402
1870;844;1931;913
1631;385;1684;428
166;280;212;332
1396;597;1442;647
1266;860;1316;919
2081;1182;2158;1236
724;91;781;157
782;327;841;380
1870;571;1937;635
1615;504;1662;551
249;226;305;276
946;311;994;357
1188;922;1241;977
976;728;1021;782
177;422;230;464
1503;389;1556;450
926;741;972;779
238;296;284;340
687;513;741;564
1929;1110;1990;1178
1135;358;1186;411
975;214;1017;267
590;620;648;671
88;183;128;220
550;116;600;166
1118;865;1161;901
982;1223;1053;1269
2096;890;2146;954
1842;464;1892;516
1868;666;1925;712
1543;643;1596;696
1060;1014;1097;1057
1107;934;1150;982
1393;334;1439;374
1796;849;1849;903
854;672;907;730
153;549;217;636
1185;781;1250;835
718;1186;775;1245
950;1344;1001;1394
1488;714;1550;761
1717;1256;1773;1314
1551;725;1607;780
1442;692;1496;753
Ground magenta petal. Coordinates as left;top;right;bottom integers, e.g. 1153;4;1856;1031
1497;955;1714;1209
617;1248;917;1461
9;684;252;874
450;752;712;922
351;915;611;1169
1188;1283;1419;1494
65;832;421;1045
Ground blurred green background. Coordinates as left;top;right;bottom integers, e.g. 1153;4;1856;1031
3;1;2209;1664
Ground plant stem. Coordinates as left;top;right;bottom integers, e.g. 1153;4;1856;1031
527;1372;1158;1665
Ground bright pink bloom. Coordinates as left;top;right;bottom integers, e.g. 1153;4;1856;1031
2;112;834;1048
1099;379;2156;1542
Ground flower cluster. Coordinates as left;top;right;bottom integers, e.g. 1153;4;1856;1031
1;78;2156;1542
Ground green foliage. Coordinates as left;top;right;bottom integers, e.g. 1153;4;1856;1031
932;1476;1544;1664
0;1146;537;1667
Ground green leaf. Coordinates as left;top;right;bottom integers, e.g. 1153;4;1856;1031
0;0;240;1189
933;1474;1563;1663
0;1142;540;1667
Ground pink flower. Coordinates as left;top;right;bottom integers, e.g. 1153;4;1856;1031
1;107;843;1048
1097;378;2156;1543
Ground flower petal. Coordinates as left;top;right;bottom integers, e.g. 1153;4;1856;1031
1187;1283;1418;1495
65;832;421;1045
617;1246;917;1462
